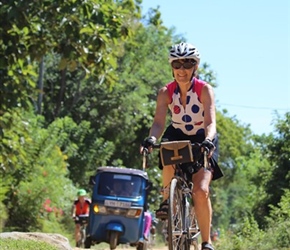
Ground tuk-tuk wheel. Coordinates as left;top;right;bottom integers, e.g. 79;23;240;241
109;231;119;250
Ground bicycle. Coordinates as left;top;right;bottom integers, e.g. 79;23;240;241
75;214;89;248
144;140;209;250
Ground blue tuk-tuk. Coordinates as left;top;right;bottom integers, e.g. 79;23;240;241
85;166;151;250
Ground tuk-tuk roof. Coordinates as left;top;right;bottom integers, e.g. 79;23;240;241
96;166;148;180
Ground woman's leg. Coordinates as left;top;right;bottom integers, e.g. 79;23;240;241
162;165;175;201
75;223;80;245
156;165;175;219
192;168;213;244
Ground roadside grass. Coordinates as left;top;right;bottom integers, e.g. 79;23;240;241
0;238;59;250
0;234;167;250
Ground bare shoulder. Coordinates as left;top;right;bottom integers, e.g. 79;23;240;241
203;82;214;91
157;86;170;103
201;83;215;104
201;83;215;100
158;85;168;94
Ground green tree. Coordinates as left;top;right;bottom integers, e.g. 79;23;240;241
0;0;143;193
209;109;256;227
0;0;140;112
253;112;290;227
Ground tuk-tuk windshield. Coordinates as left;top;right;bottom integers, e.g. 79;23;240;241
97;172;143;198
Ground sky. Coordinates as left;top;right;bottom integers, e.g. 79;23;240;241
141;0;289;135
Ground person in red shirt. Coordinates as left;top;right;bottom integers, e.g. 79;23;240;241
71;189;91;246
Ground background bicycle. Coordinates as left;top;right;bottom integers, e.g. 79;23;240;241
75;214;89;248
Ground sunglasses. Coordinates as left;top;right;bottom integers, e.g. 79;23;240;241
171;60;197;69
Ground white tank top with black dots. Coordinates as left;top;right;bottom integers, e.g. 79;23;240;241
166;78;205;136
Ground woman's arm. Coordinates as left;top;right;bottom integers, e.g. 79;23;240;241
149;87;170;140
201;84;217;141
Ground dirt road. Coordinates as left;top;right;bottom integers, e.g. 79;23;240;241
74;246;168;250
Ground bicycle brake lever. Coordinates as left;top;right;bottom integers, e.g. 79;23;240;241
203;151;210;171
142;147;149;156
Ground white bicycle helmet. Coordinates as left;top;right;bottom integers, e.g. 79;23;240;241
169;42;200;64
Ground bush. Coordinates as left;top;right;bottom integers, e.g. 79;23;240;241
216;192;290;250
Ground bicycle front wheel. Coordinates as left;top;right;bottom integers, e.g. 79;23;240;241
168;178;184;250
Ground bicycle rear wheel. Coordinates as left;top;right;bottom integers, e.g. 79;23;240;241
168;178;185;250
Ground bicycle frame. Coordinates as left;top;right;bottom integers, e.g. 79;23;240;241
76;215;89;248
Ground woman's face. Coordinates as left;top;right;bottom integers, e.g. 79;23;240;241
78;196;85;203
171;59;198;85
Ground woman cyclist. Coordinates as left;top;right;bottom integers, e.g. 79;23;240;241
71;189;91;247
141;42;223;250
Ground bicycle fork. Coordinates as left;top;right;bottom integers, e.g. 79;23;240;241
183;184;200;245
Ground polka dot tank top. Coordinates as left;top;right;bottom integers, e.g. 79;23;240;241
166;78;205;136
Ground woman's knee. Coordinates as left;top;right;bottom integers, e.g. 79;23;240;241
193;185;210;200
192;169;212;199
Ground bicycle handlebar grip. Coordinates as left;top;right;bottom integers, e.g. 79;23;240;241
142;147;149;155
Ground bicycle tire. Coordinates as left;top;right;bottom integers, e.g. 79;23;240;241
183;197;191;250
84;235;92;249
168;178;184;250
82;226;87;247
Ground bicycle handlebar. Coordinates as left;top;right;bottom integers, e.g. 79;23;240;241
141;141;210;170
142;142;209;155
77;214;89;218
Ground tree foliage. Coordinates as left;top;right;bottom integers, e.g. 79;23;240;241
0;0;141;111
0;108;75;231
0;1;289;247
252;112;290;226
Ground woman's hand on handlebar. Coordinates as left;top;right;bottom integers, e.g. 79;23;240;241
201;138;215;157
140;136;156;154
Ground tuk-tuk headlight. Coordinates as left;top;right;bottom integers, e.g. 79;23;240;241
93;204;106;214
127;208;142;218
